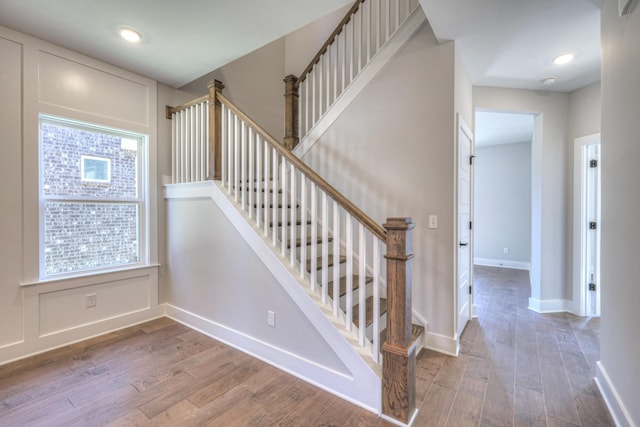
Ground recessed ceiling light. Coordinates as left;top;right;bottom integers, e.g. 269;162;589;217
120;28;142;43
542;77;557;86
553;53;574;65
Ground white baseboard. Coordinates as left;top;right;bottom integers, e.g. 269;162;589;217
426;331;458;356
0;306;165;366
474;258;531;270
528;298;572;313
596;362;635;427
165;304;381;415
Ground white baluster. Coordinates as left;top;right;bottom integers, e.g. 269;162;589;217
171;112;176;183
345;213;353;330
305;78;310;135
332;203;340;317
373;237;381;363
395;0;400;31
281;158;287;257
357;4;362;73
386;0;391;41
256;135;261;228
204;102;209;180
233;114;239;202
358;223;366;346
241;122;246;210
272;147;278;246
300;174;307;278
333;37;338;103
326;45;331;111
311;68;316;128
290;166;297;268
341;30;347;92
310;182;317;291
264;140;270;236
194;104;200;181
248;127;254;219
191;106;196;182
227;108;233;192
321;191;329;304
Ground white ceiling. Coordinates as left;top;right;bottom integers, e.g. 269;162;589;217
0;0;602;92
0;0;352;88
475;111;534;147
419;0;602;92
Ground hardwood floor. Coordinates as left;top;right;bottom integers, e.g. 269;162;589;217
0;266;613;426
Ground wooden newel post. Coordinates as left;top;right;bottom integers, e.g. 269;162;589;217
208;79;225;180
283;75;299;151
382;217;417;424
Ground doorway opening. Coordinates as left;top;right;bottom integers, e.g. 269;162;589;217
472;110;535;312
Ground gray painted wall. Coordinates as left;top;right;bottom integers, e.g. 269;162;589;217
600;1;640;424
474;141;532;267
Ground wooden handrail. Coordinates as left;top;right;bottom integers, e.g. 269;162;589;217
166;95;209;119
217;92;386;242
295;0;366;89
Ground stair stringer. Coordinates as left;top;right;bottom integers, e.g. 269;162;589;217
165;181;382;414
293;6;427;158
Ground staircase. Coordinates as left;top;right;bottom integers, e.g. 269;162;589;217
166;1;425;424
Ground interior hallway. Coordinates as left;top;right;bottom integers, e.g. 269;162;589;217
415;266;614;426
0;266;614;426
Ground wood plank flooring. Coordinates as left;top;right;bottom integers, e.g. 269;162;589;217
0;266;613;426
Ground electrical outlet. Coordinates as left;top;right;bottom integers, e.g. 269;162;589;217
86;294;97;308
267;310;276;327
503;247;509;254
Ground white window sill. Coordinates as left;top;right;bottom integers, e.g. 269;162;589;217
21;264;161;288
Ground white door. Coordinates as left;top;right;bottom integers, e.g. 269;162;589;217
457;116;473;336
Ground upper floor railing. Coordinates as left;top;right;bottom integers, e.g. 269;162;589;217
284;0;421;150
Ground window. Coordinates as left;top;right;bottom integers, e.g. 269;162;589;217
81;155;111;183
39;115;147;277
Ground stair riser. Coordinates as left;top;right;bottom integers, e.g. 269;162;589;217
364;312;387;342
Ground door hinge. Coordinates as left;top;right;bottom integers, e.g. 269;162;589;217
590;159;598;168
589;283;596;291
470;155;476;165
589;222;597;230
469;221;473;230
469;285;472;295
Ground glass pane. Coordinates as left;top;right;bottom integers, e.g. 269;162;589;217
43;202;139;275
41;121;138;199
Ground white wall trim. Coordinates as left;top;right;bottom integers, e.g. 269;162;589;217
293;7;426;158
596;362;635;427
426;331;458;356
474;258;531;270
165;304;381;415
0;306;164;366
164;181;382;413
527;298;572;313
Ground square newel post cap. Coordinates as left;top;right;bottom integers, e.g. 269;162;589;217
383;217;415;231
207;79;225;91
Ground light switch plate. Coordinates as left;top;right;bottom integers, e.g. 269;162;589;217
428;215;438;229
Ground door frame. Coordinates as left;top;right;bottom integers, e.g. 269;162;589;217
572;133;601;316
455;113;474;343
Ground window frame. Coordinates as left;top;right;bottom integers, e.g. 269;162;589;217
38;114;149;279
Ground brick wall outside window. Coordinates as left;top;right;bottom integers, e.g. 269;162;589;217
41;121;141;276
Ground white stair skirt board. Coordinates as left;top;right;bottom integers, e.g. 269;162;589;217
474;258;531;270
293;7;427;158
164;182;381;413
528;298;572;314
426;330;458;357
596;362;635;427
